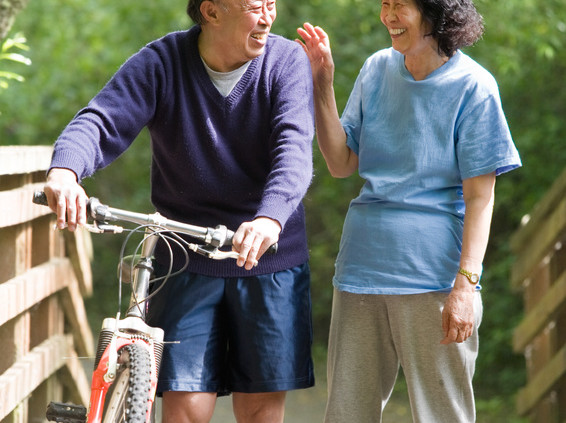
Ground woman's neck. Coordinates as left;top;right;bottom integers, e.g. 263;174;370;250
404;47;449;81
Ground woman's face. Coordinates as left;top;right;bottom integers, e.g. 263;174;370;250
380;0;435;58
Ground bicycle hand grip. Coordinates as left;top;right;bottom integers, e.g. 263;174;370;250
224;230;277;254
33;191;49;206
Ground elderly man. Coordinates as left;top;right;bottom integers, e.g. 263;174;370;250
44;0;315;421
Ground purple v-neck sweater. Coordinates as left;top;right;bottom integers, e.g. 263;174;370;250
50;26;315;277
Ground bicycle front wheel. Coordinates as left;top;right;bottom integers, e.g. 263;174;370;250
102;343;154;423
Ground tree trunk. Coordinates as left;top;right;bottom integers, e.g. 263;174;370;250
0;0;29;41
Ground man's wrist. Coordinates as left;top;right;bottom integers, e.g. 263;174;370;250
47;167;79;183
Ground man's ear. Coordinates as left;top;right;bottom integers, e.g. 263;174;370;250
200;0;220;24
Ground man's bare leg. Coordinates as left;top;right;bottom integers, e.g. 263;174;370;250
232;391;287;423
162;391;217;423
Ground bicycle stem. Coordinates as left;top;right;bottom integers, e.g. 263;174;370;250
126;228;159;320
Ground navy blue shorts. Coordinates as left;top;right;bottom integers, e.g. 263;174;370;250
146;263;314;394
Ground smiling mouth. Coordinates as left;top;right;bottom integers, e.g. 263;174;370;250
389;28;407;36
251;32;268;41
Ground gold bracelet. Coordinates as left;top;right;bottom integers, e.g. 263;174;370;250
458;267;480;285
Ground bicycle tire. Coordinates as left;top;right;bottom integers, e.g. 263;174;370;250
102;343;154;423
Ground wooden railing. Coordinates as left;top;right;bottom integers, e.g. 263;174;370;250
511;168;566;423
0;146;93;423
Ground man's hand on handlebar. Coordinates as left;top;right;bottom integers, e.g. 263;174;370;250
232;217;281;270
44;168;88;232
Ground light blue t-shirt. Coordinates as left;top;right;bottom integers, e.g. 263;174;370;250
334;48;521;295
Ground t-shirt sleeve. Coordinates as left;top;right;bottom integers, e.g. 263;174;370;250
456;88;521;179
340;68;365;156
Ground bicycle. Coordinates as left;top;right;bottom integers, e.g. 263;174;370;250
33;191;275;423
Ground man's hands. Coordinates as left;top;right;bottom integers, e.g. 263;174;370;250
44;168;88;231
232;217;281;270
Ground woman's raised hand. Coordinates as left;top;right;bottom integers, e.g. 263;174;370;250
296;23;335;87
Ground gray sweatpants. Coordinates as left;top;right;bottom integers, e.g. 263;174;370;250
324;289;482;423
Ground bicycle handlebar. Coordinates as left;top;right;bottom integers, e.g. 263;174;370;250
32;191;278;255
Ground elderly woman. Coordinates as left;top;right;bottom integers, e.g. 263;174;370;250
297;0;521;421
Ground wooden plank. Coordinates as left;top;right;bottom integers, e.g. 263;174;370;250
30;214;59;266
64;228;93;296
54;337;91;407
513;270;566;352
15;223;32;277
30;296;64;349
0;259;72;327
58;274;95;357
511;167;566;253
0;259;94;357
0;334;90;420
0;182;52;228
0;226;18;287
510;197;566;290
516;343;566;416
0;146;53;176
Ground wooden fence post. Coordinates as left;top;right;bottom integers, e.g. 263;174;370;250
0;146;93;422
510;168;566;423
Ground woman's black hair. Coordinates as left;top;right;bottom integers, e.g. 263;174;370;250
415;0;484;57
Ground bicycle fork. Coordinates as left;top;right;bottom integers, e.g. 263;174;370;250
86;228;164;422
87;318;163;422
47;229;164;423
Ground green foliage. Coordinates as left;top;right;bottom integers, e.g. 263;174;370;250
3;0;566;419
0;33;30;94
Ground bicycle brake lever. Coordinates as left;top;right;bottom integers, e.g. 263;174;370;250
95;223;124;233
189;245;258;266
77;222;124;234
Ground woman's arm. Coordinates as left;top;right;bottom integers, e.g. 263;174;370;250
459;172;496;284
441;171;495;344
296;23;358;178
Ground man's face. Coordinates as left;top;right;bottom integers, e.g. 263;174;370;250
215;0;277;69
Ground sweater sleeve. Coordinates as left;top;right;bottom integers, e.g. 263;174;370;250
49;45;163;181
255;41;315;228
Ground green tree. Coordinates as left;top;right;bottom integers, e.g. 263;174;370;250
0;0;29;40
0;0;30;99
0;33;31;95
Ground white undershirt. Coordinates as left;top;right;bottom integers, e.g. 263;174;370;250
201;57;251;97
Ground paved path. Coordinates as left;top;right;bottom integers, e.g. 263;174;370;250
208;376;413;422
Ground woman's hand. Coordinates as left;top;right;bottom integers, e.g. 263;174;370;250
441;285;475;344
232;217;281;271
44;168;88;231
296;23;335;88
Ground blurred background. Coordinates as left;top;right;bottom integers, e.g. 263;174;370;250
2;0;566;421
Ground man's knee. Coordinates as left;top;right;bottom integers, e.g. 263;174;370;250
232;391;287;423
162;391;217;423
